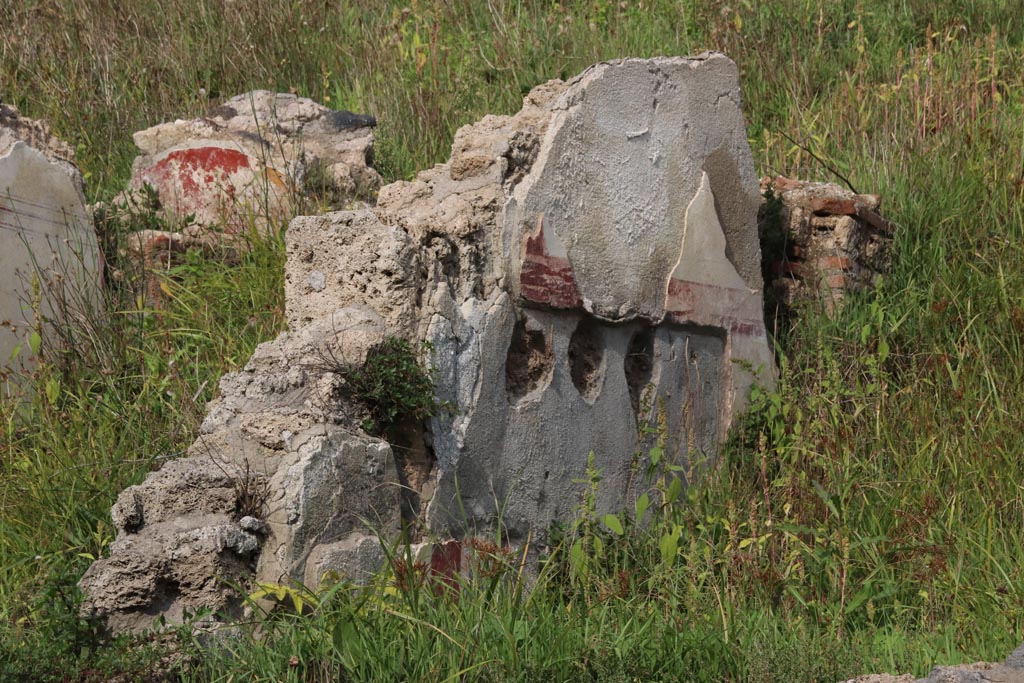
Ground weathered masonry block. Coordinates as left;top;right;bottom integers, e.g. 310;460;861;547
81;53;775;633
427;56;773;540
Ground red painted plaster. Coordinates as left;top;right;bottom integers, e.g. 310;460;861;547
520;220;583;309
149;146;253;199
429;540;462;596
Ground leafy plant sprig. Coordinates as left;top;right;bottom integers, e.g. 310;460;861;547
337;337;445;435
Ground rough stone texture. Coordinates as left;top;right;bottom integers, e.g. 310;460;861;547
0;103;103;392
843;642;1024;683
83;54;777;632
80;306;402;631
761;175;893;315
303;533;388;587
371;50;772;543
285;209;421;333
126;91;379;233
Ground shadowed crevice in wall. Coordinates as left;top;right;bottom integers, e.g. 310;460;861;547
504;316;553;402
624;326;655;420
568;318;606;403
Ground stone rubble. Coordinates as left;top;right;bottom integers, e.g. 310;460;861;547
81;53;778;632
844;642;1024;683
78;306;400;633
760;175;893;315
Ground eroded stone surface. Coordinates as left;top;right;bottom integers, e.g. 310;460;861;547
0;103;103;393
82;54;777;632
292;50;770;577
79;306;401;631
284;209;421;332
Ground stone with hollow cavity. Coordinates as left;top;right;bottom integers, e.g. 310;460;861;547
81;54;776;633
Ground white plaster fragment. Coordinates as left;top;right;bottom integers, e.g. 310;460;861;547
671;172;748;290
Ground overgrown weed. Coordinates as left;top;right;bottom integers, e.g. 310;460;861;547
0;205;286;679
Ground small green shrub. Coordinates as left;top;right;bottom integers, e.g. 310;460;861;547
338;337;443;435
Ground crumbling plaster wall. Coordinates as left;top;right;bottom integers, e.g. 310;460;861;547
81;53;777;633
285;53;775;542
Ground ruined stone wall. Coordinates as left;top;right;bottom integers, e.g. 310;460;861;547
761;175;893;315
81;53;777;633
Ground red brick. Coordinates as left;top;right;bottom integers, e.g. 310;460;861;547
808;197;858;215
816;255;852;270
856;207;892;234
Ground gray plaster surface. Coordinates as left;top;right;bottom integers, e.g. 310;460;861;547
0;138;101;391
504;54;762;323
427;303;727;539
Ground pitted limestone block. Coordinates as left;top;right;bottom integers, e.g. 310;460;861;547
197;306;388;441
82;415;401;632
285;210;420;332
285;305;390;378
107;459;241;536
372;106;563;308
0;104;102;391
78;513;261;634
80;305;398;631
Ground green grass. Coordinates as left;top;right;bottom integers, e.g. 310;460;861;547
2;0;1024;680
0;218;286;680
